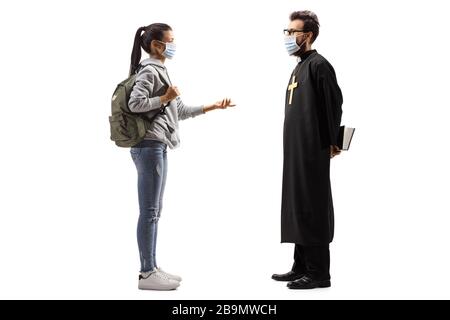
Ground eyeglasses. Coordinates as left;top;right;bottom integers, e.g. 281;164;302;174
283;29;305;36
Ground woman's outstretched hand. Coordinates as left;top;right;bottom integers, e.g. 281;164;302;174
204;98;236;112
213;98;236;109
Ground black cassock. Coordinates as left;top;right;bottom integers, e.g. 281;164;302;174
281;50;343;245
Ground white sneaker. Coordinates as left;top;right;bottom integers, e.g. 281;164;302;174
138;270;180;291
157;267;182;282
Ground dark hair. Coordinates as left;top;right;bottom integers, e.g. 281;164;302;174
129;23;172;75
290;11;320;43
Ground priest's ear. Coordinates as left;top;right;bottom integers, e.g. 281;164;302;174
304;31;314;44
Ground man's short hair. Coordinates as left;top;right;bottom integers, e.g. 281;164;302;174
290;10;320;43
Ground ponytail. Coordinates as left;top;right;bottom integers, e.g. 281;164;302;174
129;23;172;76
129;26;147;76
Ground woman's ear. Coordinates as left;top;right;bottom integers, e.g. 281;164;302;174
150;40;163;55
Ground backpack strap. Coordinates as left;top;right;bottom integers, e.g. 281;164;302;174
136;62;171;129
137;62;171;88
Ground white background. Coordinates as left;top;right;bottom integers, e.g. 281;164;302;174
0;0;449;300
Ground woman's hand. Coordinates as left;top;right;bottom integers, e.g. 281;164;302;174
212;98;236;109
161;86;180;104
204;98;236;112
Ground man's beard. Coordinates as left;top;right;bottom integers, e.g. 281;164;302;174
293;48;306;57
292;38;307;57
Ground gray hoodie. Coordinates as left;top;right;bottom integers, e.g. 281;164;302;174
128;57;205;149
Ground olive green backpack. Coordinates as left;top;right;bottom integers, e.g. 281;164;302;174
109;62;167;147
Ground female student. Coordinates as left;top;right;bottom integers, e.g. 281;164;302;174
128;23;235;291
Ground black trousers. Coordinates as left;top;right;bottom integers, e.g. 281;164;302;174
292;244;330;280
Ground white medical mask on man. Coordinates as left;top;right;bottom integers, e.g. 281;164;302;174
284;34;307;56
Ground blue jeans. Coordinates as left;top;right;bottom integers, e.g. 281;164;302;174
130;140;168;272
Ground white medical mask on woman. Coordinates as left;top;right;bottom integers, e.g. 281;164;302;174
162;42;176;59
157;41;177;59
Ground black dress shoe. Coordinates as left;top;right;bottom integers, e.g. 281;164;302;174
272;271;305;282
287;276;331;289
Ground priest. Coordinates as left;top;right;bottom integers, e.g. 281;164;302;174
272;11;343;289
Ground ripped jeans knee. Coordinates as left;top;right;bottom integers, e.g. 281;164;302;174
141;206;161;223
